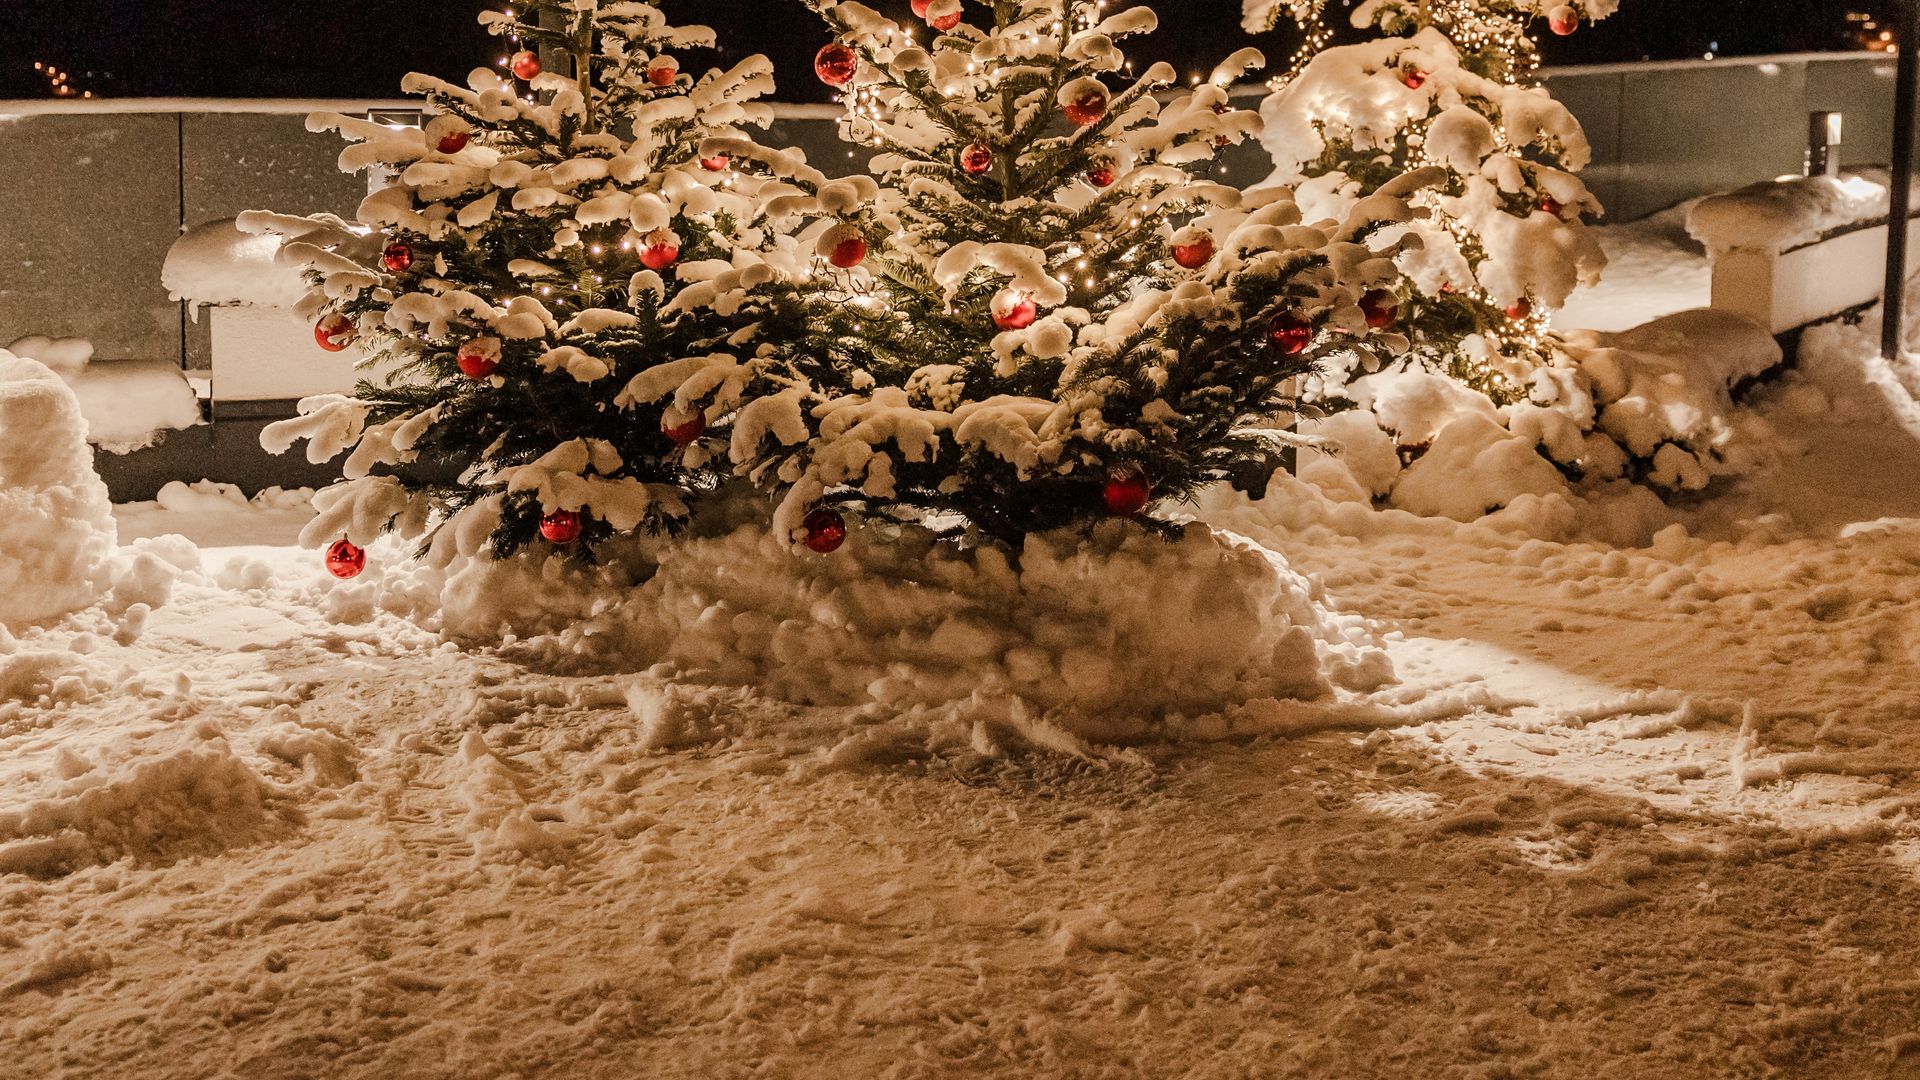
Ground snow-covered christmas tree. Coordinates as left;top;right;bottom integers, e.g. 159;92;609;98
258;1;782;574
1249;0;1613;399
702;0;1437;551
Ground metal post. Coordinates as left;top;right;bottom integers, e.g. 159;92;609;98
1883;0;1920;361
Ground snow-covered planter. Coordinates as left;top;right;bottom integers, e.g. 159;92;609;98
340;517;1394;748
163;217;385;404
1689;173;1920;336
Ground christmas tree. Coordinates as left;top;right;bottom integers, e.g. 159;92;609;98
258;1;783;576
706;0;1437;551
1248;0;1613;400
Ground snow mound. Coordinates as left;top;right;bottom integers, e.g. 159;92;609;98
0;351;121;630
357;520;1395;746
1296;309;1782;541
0;724;287;877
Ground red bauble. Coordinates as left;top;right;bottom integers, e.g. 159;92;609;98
1506;298;1534;320
912;0;933;14
1402;69;1427;90
648;65;677;87
1548;6;1580;35
815;43;858;87
1063;88;1109;127
801;507;848;554
314;314;354;352
511;50;542;81
325;539;366;580
539;510;584;545
382;242;413;273
1087;163;1116;188
663;412;707;446
1538;196;1564;217
640;233;680;271
457;346;498;381
1171;235;1215;270
930;10;962;30
700;153;730;171
829;233;869;269
1270;313;1313;355
1102;471;1151;517
960;142;994;175
1360;289;1398;329
436;130;470;155
993;296;1038;332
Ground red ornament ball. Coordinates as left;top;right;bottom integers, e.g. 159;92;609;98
1402;69;1427;90
457;345;498;381
648;64;676;87
1102;471;1152;517
801;507;848;554
993;296;1038;332
912;0;933;14
1360;289;1398;329
640;232;680;271
960;142;994;175
1087;163;1116;188
511;50;542;81
663;411;707;446
1063;88;1109;127
539;510;584;545
1548;5;1580;35
1270;313;1313;355
325;538;366;580
436;130;470;155
829;232;869;269
930;10;962;30
815;43;859;87
314;314;354;353
382;242;413;273
1538;196;1564;217
700;153;730;171
1506;298;1534;320
1171;235;1215;270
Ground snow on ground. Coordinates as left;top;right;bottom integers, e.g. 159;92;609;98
1556;205;1710;332
8;292;1920;1075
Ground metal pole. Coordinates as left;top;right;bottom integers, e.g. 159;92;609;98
1884;0;1920;361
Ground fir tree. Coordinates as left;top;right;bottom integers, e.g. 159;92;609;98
1250;0;1614;401
700;0;1436;551
257;1;783;569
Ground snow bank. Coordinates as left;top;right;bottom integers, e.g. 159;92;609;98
162;219;313;310
0;351;121;630
6;336;201;453
346;518;1395;747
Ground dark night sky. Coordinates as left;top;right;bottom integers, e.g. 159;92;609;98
0;0;1885;102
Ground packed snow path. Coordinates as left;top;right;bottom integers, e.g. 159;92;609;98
7;477;1920;1077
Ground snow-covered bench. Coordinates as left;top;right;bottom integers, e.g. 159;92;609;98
1692;173;1920;338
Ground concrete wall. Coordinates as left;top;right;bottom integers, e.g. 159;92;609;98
1543;52;1902;222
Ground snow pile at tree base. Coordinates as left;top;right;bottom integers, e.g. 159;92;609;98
0;351;123;630
352;520;1395;745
